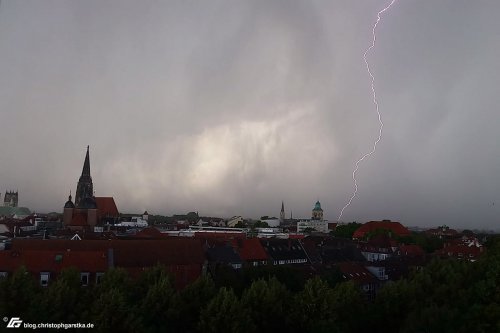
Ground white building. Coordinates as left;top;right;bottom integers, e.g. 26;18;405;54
260;218;280;228
296;220;330;233
227;216;243;227
115;216;148;227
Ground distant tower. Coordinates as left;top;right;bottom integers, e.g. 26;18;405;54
3;191;18;207
75;146;94;208
63;192;75;226
312;200;323;221
279;201;285;224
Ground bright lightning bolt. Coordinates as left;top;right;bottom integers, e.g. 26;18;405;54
338;0;398;222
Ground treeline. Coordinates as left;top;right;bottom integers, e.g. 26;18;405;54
1;237;499;333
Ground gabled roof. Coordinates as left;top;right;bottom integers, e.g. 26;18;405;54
206;245;242;265
232;238;268;261
302;236;365;263
260;239;308;262
398;244;425;257
435;244;484;259
11;238;206;266
0;249;108;273
353;220;410;239
95;197;119;217
337;262;378;285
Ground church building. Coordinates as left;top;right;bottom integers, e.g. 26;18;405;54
63;146;119;230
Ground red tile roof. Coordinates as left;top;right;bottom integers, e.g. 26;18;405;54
353;220;410;239
435;244;484;260
399;244;425;257
0;250;108;273
232;238;268;261
8;238;205;289
11;238;205;266
95;197;119;218
194;231;246;239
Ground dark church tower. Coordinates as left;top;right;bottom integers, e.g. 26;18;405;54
75;146;94;208
279;201;285;224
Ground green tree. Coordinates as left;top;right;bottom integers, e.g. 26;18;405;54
0;266;41;319
37;267;86;322
198;287;255;333
91;287;140;333
174;276;217;333
241;277;291;332
292;277;336;332
253;221;270;228
138;272;177;333
332;222;362;239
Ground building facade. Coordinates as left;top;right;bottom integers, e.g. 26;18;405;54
3;191;18;207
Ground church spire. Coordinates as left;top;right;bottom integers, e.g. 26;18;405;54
280;201;285;224
75;145;94;208
81;145;91;177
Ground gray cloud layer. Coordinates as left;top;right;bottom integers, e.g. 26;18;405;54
1;0;499;229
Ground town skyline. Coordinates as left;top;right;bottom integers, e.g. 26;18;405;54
1;1;500;229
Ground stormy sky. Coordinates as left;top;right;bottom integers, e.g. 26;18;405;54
0;0;499;229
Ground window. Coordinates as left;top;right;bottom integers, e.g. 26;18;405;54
80;272;90;286
253;261;258;267
40;272;50;287
54;254;63;263
0;272;7;279
96;272;104;284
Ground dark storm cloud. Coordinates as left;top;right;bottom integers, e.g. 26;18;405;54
0;0;499;229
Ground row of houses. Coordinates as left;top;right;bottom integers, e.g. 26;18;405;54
0;233;421;297
0;219;487;297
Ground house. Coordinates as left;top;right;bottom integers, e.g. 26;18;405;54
358;234;397;262
435;240;484;262
226;216;243;227
0;249;108;286
300;236;365;266
425;225;458;239
204;240;243;270
7;238;206;288
352;220;410;240
231;238;269;267
337;262;379;299
397;244;425;258
260;239;309;266
296;220;331;233
363;262;388;281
